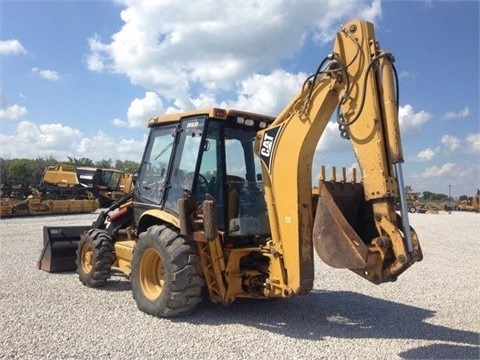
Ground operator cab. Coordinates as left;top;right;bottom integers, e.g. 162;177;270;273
134;108;274;247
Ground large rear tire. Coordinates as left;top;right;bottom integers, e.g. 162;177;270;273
131;225;204;317
76;229;115;287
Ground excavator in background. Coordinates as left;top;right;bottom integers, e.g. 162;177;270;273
1;165;133;217
41;164;133;207
1;165;98;217
38;19;423;317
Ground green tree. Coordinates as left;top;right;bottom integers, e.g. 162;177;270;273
95;159;113;169
66;157;95;167
115;160;140;173
6;159;36;185
0;158;9;184
422;191;434;201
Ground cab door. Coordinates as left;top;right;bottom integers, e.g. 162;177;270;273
163;117;207;213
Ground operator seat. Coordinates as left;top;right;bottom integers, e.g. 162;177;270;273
227;176;245;221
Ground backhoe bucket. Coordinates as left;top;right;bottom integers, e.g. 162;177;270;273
313;181;377;269
37;225;89;272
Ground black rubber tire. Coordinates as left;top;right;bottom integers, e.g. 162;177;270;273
409;206;417;213
76;229;115;287
131;225;204;317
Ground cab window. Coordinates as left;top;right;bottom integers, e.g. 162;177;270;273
137;126;176;204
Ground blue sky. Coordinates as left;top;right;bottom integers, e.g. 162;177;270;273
1;0;478;197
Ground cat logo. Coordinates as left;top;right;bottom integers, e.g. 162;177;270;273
259;125;282;173
261;133;274;157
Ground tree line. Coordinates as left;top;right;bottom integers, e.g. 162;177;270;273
1;156;470;200
0;156;140;186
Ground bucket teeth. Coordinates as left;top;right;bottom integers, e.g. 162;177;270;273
319;165;357;184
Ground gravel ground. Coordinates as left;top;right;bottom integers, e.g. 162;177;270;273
0;210;479;359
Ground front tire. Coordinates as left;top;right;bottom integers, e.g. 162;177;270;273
76;229;115;287
131;225;204;317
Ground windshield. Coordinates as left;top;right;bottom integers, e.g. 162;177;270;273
137;125;176;204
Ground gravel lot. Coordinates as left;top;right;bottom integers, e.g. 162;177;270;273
0;210;479;359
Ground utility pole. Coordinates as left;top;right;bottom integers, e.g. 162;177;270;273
448;184;452;213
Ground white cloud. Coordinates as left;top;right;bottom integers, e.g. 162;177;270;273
223;69;307;116
0;120;145;162
315;121;351;153
441;134;461;152
0;39;27;55
417;162;457;178
398;70;417;80
0;121;82;158
76;132;146;161
441;107;470;120
31;67;61;81
126;91;164;128
0;104;28;120
112;118;127;127
409;161;479;197
415;148;436;161
86;34;108;72
86;0;382;109
312;0;382;43
398;104;433;136
466;133;480;153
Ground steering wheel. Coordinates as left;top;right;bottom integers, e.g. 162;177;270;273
195;174;210;201
197;174;208;190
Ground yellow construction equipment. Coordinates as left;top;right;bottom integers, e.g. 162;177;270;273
1;165;98;217
1;165;134;217
458;190;480;212
39;19;422;317
75;166;133;207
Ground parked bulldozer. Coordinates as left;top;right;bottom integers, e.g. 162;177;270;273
38;20;422;317
458;190;480;212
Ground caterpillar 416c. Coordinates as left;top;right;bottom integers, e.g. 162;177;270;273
39;20;422;317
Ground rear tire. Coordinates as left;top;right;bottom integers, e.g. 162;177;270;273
131;225;204;317
76;229;115;287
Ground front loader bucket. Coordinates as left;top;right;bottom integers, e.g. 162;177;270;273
313;181;376;269
38;225;90;272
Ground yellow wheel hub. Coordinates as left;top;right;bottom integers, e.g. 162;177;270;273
139;248;165;301
81;243;94;273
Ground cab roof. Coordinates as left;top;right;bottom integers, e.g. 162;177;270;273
147;108;275;128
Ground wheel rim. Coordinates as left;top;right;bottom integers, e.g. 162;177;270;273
80;243;94;273
139;248;165;301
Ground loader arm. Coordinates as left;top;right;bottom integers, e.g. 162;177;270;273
255;19;422;293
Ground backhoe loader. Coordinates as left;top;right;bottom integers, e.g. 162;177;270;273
38;19;422;317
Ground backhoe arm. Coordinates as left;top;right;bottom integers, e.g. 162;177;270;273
256;19;422;294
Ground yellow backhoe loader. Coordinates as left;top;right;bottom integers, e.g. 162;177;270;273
38;20;422;317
